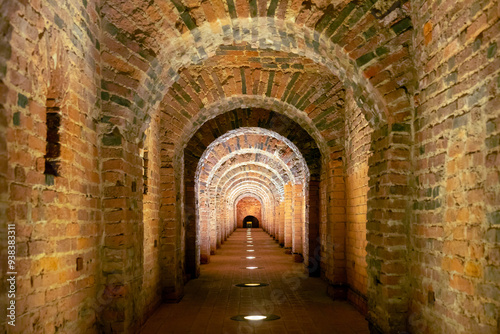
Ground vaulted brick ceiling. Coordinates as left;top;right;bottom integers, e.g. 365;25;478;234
184;108;321;186
101;0;415;144
196;127;309;207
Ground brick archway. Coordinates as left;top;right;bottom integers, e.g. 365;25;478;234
243;215;260;228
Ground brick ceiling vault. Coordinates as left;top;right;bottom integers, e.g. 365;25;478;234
182;108;322;185
101;0;415;143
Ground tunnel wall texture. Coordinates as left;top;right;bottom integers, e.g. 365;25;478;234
0;0;499;333
237;198;262;228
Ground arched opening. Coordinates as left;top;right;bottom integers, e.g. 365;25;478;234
8;0;500;332
182;112;323;280
243;215;259;228
236;197;262;229
191;127;310;266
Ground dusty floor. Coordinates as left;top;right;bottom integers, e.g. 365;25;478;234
140;228;369;334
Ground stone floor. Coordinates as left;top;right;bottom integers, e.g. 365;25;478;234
140;228;370;334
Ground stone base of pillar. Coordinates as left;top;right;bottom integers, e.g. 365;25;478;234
293;253;303;263
200;254;210;264
306;258;321;277
347;287;368;316
326;283;348;300
163;287;184;303
284;247;292;254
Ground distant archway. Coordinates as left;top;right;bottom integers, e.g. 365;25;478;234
243;216;259;228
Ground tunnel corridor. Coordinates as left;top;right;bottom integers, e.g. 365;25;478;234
2;0;500;333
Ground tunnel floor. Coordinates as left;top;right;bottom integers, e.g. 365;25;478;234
140;228;369;334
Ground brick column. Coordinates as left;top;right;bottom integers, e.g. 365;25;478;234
159;150;184;302
324;156;347;299
307;180;321;276
209;193;217;254
199;196;210;264
184;176;198;279
284;183;293;250
272;201;278;239
292;183;304;256
278;200;285;245
366;124;411;333
100;131;144;333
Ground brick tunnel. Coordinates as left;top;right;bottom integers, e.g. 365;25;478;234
1;0;500;333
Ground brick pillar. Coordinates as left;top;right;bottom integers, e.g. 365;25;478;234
308;180;321;276
100;131;144;333
293;183;304;256
199;196;210;264
184;177;198;279
284;183;293;250
366;124;411;333
218;197;226;243
209;193;217;254
323;156;347;296
272;201;278;239
278;200;285;245
159;150;184;302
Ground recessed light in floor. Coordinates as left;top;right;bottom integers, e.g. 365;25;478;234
245;315;267;320
235;283;269;287
230;314;280;321
247;250;254;252
245;266;259;269
246;256;255;259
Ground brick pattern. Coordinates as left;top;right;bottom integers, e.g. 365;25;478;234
345;89;372;315
284;183;294;250
141;116;162;318
410;0;500;332
0;1;16;328
366;121;412;333
158;114;183;304
182;109;322;282
4;0;500;332
236;197;262;228
101;0;418;137
2;0;103;332
193;128;308;265
306;180;321;276
162;43;345;152
101;137;145;332
320;156;347;288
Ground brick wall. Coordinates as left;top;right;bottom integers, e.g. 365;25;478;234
345;89;372;315
140;116;161;319
0;1;16;328
236;197;262;228
2;0;499;332
3;0;102;332
321;156;347;292
411;0;500;332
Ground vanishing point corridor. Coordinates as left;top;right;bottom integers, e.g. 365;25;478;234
2;0;500;333
141;229;369;334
